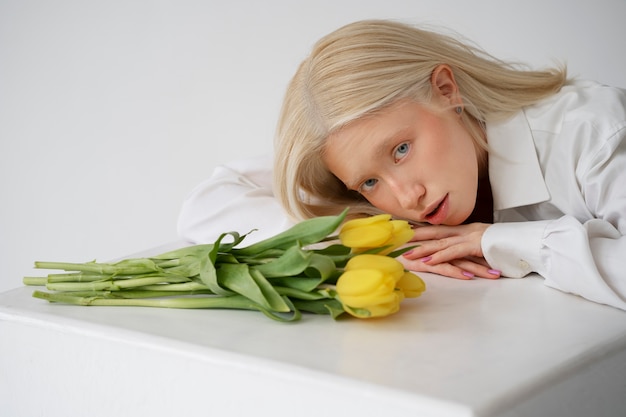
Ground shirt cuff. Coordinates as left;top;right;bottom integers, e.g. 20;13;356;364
482;220;551;278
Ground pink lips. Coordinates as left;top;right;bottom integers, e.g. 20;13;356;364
425;194;449;225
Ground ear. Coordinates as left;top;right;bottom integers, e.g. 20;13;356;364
430;64;461;106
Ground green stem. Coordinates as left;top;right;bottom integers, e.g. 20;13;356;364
139;282;209;292
45;275;191;292
44;273;107;283
44;290;213;299
23;277;47;286
31;291;302;322
34;261;155;275
33;291;261;309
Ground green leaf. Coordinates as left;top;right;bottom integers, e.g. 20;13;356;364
215;253;239;264
149;244;214;260
324;300;348;319
269;276;321;293
191;245;231;296
274;286;328;300
200;234;257;296
218;263;290;312
216;231;249;252
304;253;337;281
256;296;302;322
292;299;346;319
233;208;348;256
310;244;351;256
310;244;352;268
387;244;420;259
235;248;286;264
344;305;371;318
253;245;312;278
248;268;291;312
156;256;203;279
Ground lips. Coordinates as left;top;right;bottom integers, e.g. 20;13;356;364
424;194;449;225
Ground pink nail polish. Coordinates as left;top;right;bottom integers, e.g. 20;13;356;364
420;256;432;262
402;249;414;257
488;269;501;276
462;271;474;279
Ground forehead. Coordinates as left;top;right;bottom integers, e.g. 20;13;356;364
323;100;420;188
327;99;419;149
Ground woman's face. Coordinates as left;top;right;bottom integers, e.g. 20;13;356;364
323;98;484;225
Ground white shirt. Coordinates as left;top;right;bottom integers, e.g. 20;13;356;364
484;80;626;310
178;81;626;311
177;155;294;245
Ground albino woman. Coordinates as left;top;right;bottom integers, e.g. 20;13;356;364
179;20;626;311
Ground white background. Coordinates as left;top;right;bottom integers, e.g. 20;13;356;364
1;0;625;293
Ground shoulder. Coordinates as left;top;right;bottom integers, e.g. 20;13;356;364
209;154;274;186
523;81;626;164
524;80;626;136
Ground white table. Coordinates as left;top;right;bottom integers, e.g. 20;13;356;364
2;268;626;417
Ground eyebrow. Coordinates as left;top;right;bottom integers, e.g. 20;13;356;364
344;126;412;191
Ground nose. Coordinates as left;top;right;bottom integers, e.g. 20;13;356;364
387;178;424;211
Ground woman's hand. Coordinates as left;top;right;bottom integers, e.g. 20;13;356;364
399;223;501;280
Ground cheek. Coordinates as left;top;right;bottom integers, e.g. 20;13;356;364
363;192;390;211
425;124;458;159
362;189;399;216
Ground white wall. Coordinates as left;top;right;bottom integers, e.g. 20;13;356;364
1;0;625;293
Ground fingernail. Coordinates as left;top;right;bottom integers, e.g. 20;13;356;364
462;271;474;279
402;249;414;257
420;256;432;262
488;269;501;276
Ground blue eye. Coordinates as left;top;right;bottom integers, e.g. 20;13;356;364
394;143;410;161
360;178;378;192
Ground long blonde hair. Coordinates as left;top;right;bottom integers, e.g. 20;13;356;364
274;19;567;221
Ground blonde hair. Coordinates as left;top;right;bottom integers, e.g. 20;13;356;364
274;19;567;221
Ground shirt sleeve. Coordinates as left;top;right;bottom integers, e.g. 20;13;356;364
482;217;626;311
483;125;626;311
177;155;294;245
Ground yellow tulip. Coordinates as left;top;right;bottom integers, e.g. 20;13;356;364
339;214;414;255
335;254;425;318
344;254;405;281
396;271;426;298
336;269;402;318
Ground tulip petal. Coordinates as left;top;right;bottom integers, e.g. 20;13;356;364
339;223;392;248
340;214;391;232
336;269;391;296
345;254;405;281
366;296;402;317
396;272;426;298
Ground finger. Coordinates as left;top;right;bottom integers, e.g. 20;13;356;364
399;254;501;280
401;240;436;260
399;257;474;280
449;258;501;280
420;240;482;265
402;235;467;260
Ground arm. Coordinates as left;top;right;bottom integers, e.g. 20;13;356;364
399;223;498;280
177;155;294;245
482;216;626;310
403;124;626;311
483;128;626;310
401;215;626;311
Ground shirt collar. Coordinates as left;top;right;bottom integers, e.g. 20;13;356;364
486;110;551;211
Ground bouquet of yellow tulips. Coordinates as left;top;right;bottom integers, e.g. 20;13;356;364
24;209;425;322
